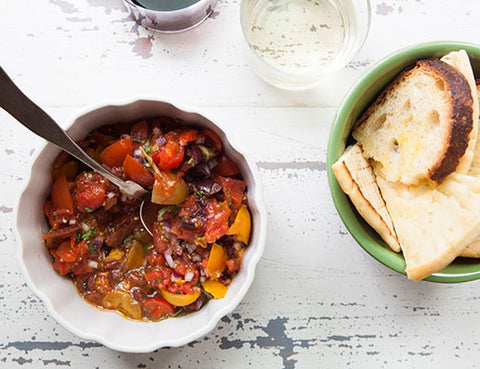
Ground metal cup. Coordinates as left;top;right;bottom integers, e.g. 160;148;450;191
123;0;217;33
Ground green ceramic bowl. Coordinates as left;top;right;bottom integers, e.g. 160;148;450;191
327;41;480;283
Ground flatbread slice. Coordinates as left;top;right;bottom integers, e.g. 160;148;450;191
377;173;480;281
332;144;401;252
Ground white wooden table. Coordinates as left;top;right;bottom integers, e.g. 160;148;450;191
2;0;480;367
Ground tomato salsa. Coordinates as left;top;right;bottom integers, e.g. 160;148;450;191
42;117;251;321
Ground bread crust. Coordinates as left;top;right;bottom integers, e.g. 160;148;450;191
354;58;474;184
422;59;473;183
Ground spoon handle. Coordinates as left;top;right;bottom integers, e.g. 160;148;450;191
0;66;147;198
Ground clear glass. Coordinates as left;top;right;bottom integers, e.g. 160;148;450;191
240;0;371;90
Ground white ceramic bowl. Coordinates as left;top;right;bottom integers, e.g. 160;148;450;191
15;99;267;352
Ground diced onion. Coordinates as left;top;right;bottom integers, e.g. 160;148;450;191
81;223;90;232
133;148;142;157
68;219;77;225
106;192;115;199
184;271;194;282
199;276;206;283
164;250;175;268
191;254;201;262
87;260;98;269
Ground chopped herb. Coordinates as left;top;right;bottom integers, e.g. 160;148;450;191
187;157;195;166
211;186;217;194
123;235;133;245
87;242;97;254
185;243;190;249
175;291;181;294
76;233;82;242
196;190;205;200
203;290;214;299
170;308;183;317
82;227;96;241
198;145;214;162
144;162;151;168
84;206;96;213
158;205;176;220
158;277;163;283
143;143;151;153
83;281;89;291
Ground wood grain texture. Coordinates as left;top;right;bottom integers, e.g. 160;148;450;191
2;0;480;368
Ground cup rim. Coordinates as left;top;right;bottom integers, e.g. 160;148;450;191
239;0;372;83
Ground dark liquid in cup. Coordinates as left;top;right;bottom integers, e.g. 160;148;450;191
132;0;200;11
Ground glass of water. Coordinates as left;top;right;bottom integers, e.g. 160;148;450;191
240;0;371;89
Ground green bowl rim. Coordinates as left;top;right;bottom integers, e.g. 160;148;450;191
327;40;480;283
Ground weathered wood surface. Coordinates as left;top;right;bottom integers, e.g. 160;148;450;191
1;0;480;368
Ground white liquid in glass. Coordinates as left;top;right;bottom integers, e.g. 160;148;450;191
244;0;347;76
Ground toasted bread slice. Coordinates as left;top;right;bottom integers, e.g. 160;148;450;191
332;144;401;252
377;174;480;281
353;52;476;185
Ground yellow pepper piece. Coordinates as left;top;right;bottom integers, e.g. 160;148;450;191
161;290;201;307
102;290;142;319
151;172;189;205
104;248;125;262
202;280;228;299
227;205;251;244
206;243;227;279
52;161;78;181
123;240;144;271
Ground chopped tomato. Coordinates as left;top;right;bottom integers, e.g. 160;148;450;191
204;199;231;243
144;267;172;290
153;136;185;170
43;201;58;229
225;258;241;273
75;182;106;212
215;153;240;177
51;173;74;214
178;129;200;146
143;297;175;320
100;138;132;167
56;241;77;262
123;154;154;188
146;249;166;268
202;129;222;152
218;177;246;209
130;120;149;141
153;222;169;252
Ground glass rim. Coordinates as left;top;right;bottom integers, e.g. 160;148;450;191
239;0;372;81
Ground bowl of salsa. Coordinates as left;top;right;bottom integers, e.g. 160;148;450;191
15;99;267;352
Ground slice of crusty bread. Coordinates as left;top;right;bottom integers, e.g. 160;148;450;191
353;52;476;185
332;144;401;252
377;173;480;281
